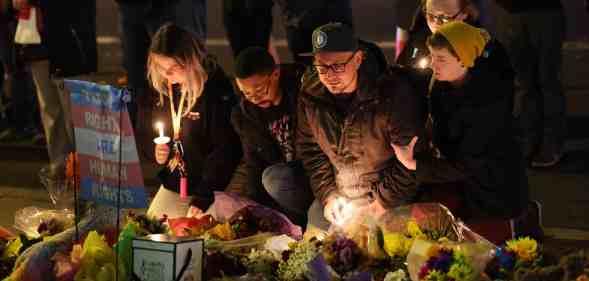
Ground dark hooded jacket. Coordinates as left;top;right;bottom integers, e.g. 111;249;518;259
22;0;97;77
493;0;562;13
158;58;243;210
416;39;529;221
231;64;306;201
297;40;425;208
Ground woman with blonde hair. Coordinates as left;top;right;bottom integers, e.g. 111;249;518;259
146;23;242;218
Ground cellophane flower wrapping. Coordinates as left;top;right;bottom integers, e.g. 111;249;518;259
208;192;302;240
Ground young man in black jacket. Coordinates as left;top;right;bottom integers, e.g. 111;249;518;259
297;23;424;231
392;22;531;244
231;47;313;225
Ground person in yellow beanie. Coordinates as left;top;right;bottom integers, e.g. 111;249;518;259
391;21;538;244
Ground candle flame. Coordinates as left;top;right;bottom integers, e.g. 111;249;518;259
334;197;355;227
418;57;429;69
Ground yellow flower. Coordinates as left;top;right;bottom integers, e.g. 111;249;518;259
207;222;236;241
506;237;538;262
383;232;413;257
407;220;425;239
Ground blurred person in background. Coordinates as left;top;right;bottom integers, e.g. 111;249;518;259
11;0;97;179
0;0;42;144
492;0;566;168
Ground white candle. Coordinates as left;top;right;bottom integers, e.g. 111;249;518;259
153;122;170;144
156;122;164;138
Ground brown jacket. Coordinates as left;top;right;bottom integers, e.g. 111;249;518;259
297;47;425;207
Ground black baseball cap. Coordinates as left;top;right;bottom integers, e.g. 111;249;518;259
300;22;358;56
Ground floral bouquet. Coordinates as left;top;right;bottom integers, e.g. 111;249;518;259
276;239;321;281
482;237;572;281
407;239;494;281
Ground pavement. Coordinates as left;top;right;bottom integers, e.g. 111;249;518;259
0;0;588;253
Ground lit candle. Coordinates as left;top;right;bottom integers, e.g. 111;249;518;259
153;122;171;144
334;197;354;227
157;122;164;138
418;57;429;69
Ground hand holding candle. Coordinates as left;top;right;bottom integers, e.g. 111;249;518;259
153;121;171;144
325;196;355;227
417;57;429;69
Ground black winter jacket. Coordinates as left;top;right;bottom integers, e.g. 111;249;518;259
493;0;562;13
273;0;353;30
297;41;425;208
231;64;305;201
416;39;529;221
159;58;243;210
25;0;97;77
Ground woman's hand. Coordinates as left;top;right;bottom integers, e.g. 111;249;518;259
155;143;170;165
391;136;418;171
187;206;204;218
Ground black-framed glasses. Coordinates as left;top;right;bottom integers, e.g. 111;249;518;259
424;7;464;25
240;75;272;102
313;51;358;75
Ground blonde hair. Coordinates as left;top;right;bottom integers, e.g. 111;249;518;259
147;23;208;116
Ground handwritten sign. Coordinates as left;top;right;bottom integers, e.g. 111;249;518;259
65;80;148;208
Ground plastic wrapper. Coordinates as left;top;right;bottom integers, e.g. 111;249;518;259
74;231;126;281
205;232;275;252
167;215;217;237
406;239;494;281
334;204;494;259
13;207;74;238
209;192;302;240
39;166;75;210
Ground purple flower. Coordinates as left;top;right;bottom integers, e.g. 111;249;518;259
496;248;516;270
339;246;354;265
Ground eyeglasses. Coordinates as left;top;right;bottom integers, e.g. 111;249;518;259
313;51;358;75
424;7;464;25
239;75;272;102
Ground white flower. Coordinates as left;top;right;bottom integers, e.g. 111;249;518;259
383;269;409;281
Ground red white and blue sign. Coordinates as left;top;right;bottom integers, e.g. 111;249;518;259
66;80;148;208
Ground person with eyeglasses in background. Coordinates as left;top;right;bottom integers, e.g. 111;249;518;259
231;47;312;227
396;0;480;71
297;23;425;234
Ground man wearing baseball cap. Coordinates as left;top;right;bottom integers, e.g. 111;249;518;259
296;22;425;232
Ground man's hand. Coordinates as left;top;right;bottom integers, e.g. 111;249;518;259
324;197;352;225
155;143;170;165
392;136;418;170
368;200;387;219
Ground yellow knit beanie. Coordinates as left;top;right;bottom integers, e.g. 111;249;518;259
436;21;490;68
